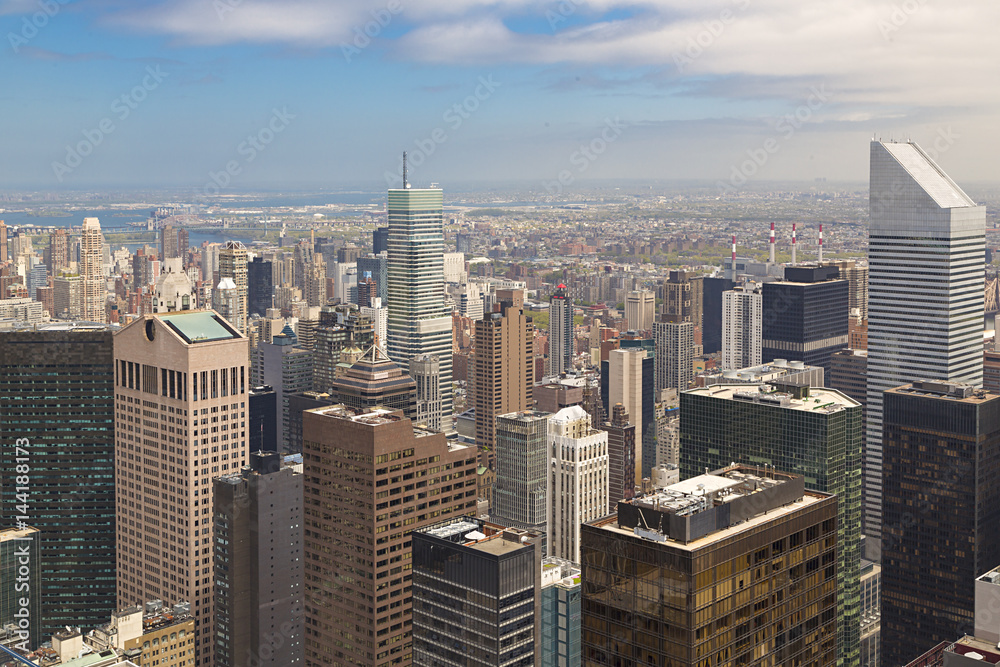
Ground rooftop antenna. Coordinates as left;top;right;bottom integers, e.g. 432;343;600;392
402;151;408;189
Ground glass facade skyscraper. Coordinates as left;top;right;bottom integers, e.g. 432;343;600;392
582;466;839;666
866;140;985;561
548;284;573;376
411;518;542;667
881;382;1000;666
492;411;550;534
680;384;863;667
541;558;581;667
0;324;117;638
386;187;454;427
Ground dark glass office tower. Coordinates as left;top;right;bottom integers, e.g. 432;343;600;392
248;385;278;452
0;324;116;638
881;382;1000;667
248;256;273;317
762;265;849;371
412;518;542;666
681;383;863;667
373;226;389;255
702;276;734;355
582;466;839;667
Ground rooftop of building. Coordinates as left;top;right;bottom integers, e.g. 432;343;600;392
698;358;819;380
686;383;858;413
947;636;1000;664
307;405;471;449
0;526;39;541
887;380;996;403
541;557;581;588
596;464;827;550
418;517;542;556
497;409;551;423
158;310;241;343
877;140;977;209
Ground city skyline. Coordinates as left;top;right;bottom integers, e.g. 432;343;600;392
2;1;999;189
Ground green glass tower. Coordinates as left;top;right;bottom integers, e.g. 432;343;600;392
386;185;453;429
0;324;117;639
680;383;862;667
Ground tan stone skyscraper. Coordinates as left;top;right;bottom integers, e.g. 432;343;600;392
219;240;249;333
472;288;533;459
114;310;249;667
302;405;477;667
80;217;105;322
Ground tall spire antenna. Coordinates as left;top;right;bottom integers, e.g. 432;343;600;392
402;151;408;189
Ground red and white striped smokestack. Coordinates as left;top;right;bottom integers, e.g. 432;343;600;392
769;222;775;264
731;235;737;280
818;224;824;263
791;223;797;265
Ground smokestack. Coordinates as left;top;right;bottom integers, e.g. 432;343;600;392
818;224;823;263
730;235;737;281
769;222;775;265
791;223;797;265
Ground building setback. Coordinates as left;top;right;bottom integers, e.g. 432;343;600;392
302;406;477;667
881;382;1000;666
0;324;117;639
582;465;839;666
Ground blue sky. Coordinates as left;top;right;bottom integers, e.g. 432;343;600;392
1;0;997;192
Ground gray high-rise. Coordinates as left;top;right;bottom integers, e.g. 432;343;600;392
386;187;454;427
491;411;550;535
866;140;985;560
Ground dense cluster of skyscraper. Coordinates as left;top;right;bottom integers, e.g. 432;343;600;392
0;140;996;667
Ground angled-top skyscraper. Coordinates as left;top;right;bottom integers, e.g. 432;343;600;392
386;176;454;428
866;140;985;560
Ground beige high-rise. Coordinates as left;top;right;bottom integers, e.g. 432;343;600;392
80;217;105;322
608;347;645;485
219;241;249;333
114;310;249;667
473;289;533;457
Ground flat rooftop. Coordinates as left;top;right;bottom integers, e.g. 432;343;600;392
160;311;241;343
595;490;825;552
687;384;858;413
887;381;997;404
949;636;1000;664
